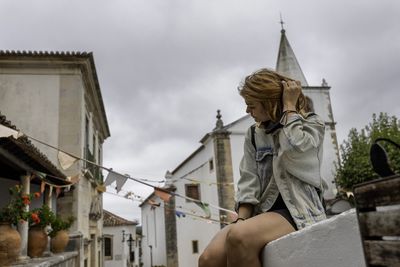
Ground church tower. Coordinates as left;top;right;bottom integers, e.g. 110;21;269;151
275;24;340;199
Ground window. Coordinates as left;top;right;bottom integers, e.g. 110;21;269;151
192;240;199;254
92;134;96;161
209;158;214;172
85;115;89;150
98;144;102;165
185;184;200;201
104;235;113;260
84;115;89;163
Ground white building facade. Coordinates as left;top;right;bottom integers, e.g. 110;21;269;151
103;210;139;267
140;194;168;267
0;51;110;267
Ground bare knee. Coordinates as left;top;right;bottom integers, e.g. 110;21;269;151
226;224;251;250
199;248;219;267
198;251;208;267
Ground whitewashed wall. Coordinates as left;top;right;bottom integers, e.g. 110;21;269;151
0;74;61;164
141;195;167;267
262;209;365;267
103;224;136;267
173;139;220;267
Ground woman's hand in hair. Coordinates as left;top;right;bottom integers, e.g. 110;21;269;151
282;80;302;112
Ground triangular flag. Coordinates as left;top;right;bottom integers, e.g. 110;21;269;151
58;151;78;170
40;181;46;194
228;212;238;222
104;171;128;193
195;202;211;219
0;124;21;139
115;174;128;193
55;187;62;197
96;184;106;193
104;171;117;186
175;210;186;218
67;174;80;184
35;171;47;180
148;199;161;207
154;187;171;202
48;185;53;198
124;192;133;199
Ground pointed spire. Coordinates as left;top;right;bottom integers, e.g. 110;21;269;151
275;17;308;86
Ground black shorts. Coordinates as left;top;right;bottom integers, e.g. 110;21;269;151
268;194;297;230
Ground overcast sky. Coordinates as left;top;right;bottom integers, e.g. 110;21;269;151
1;0;399;222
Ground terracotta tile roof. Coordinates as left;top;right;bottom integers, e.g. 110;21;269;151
103;210;138;227
0;50;91;57
0;112;67;183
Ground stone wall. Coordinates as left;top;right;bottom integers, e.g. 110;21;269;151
213;130;235;228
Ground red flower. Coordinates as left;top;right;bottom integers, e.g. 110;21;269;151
31;213;40;224
22;195;31;205
34;192;41;199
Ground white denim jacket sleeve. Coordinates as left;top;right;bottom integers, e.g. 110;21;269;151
279;113;325;188
235;126;260;211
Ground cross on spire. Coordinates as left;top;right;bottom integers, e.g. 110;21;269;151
279;13;285;32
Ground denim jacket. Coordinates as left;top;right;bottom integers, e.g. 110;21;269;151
235;113;327;229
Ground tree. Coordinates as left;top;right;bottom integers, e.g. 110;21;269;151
336;113;400;191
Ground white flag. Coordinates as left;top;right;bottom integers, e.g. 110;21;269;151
116;175;128;193
58;151;78;170
104;171;128;193
66;173;80;184
0;124;22;139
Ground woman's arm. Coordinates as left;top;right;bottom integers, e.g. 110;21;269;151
235;127;261;213
280;80;324;153
237;203;254;219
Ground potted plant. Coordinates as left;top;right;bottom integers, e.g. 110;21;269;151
0;185;39;265
49;215;74;253
28;205;56;257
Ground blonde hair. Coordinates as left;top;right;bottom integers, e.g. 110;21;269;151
238;68;307;122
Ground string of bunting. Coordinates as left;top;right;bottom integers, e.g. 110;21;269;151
168;161;209;184
168;160;234;186
12;169;83;198
107;188;230;223
104;190;144;203
104;190;227;225
0;124;237;216
183;177;234;186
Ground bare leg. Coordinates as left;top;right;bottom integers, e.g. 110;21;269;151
226;212;295;267
198;224;232;267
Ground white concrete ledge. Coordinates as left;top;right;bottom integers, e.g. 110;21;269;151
12;251;78;267
262;209;366;267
